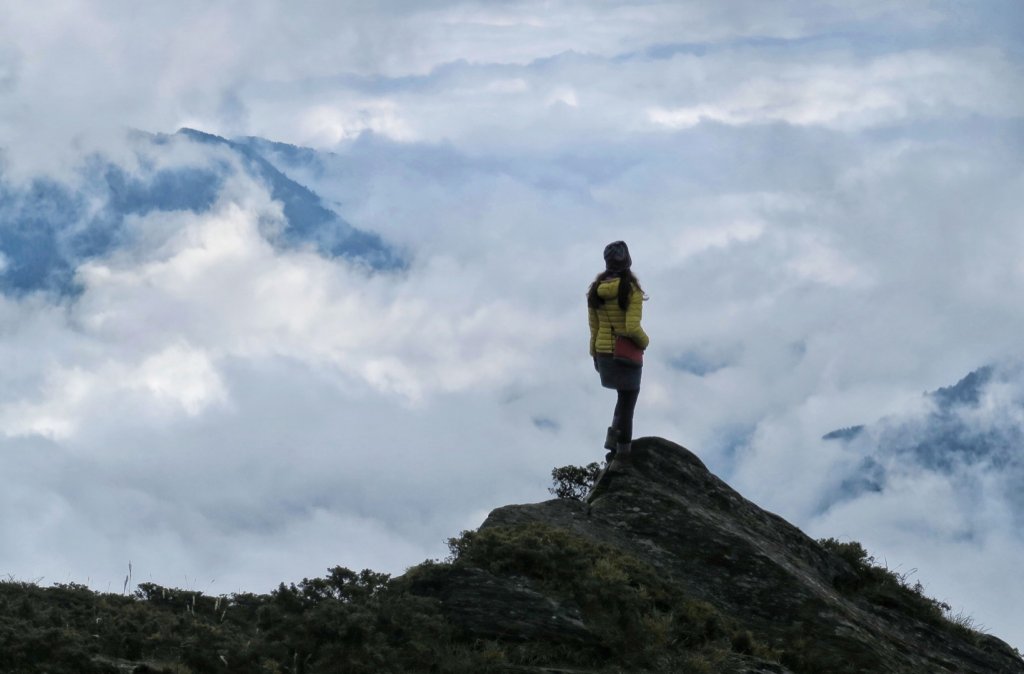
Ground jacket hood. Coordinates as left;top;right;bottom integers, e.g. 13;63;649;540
596;277;622;300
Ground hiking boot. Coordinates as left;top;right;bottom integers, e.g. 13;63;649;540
609;442;631;471
604;426;619;451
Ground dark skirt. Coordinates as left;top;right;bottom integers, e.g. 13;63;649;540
596;354;642;391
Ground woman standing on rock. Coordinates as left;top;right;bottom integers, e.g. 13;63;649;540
588;241;649;464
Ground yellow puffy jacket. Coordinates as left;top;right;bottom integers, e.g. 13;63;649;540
588;278;649;356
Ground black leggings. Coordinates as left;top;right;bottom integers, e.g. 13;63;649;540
612;389;640;443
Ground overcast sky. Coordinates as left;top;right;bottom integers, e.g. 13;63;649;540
2;0;1024;648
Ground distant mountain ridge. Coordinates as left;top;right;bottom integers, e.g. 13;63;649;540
820;364;1024;512
175;129;402;269
0;129;402;295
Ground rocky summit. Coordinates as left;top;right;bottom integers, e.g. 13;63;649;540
408;437;1024;673
5;436;1022;673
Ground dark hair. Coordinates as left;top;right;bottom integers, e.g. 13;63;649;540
587;269;645;310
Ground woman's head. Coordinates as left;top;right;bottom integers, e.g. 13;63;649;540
588;241;644;309
603;240;631;272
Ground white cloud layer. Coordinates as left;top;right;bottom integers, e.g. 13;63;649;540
2;0;1024;650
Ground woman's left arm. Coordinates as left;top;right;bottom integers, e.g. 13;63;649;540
623;288;649;350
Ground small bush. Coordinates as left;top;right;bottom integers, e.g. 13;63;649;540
548;462;602;501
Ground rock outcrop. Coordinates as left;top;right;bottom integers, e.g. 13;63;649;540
409;437;1024;673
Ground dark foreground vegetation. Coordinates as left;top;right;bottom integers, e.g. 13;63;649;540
1;455;1015;673
1;529;767;674
0;531;999;674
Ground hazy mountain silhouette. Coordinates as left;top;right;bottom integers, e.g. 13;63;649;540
0;129;402;295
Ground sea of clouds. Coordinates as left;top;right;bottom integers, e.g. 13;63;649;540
1;0;1023;647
